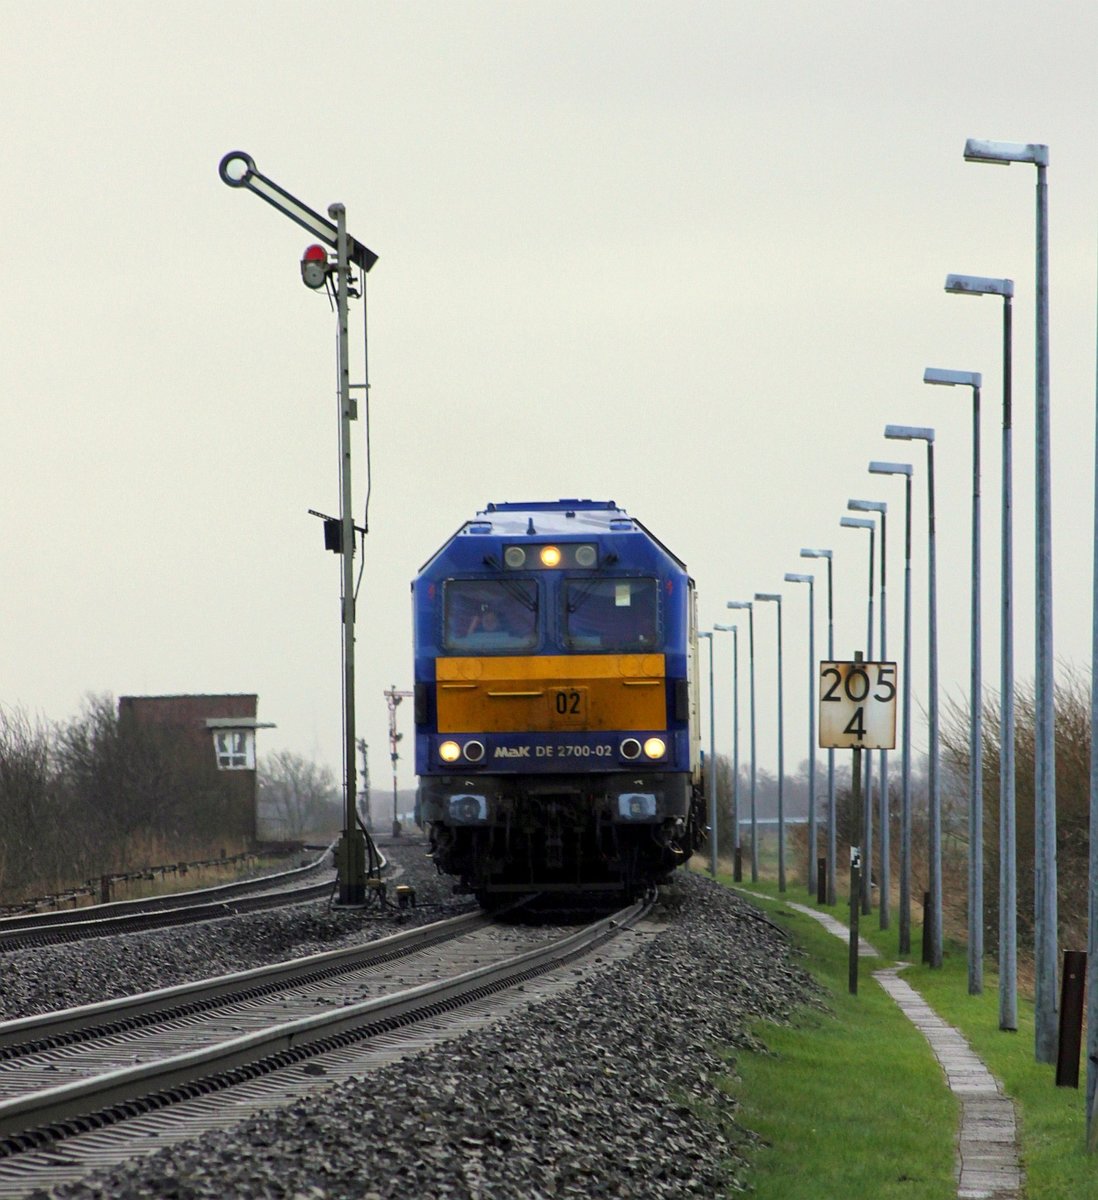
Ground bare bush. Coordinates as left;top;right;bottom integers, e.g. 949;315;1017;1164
258;751;340;839
940;666;1091;954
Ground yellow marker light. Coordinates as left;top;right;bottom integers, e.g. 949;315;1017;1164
439;740;461;763
539;545;562;567
643;737;666;759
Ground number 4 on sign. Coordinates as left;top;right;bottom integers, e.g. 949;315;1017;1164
818;661;898;750
844;707;867;740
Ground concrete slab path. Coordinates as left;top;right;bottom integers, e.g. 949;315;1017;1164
737;889;1024;1199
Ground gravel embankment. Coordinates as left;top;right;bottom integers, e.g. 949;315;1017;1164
15;848;820;1200
0;843;473;1020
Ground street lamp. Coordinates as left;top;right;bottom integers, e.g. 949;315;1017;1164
850;498;890;931
220;151;379;907
869;461;914;953
698;631;718;875
784;573;817;897
946;273;1017;1027
964;136;1057;1061
886;423;941;968
755;593;785;892
727;600;757;881
713;623;741;880
841;513;876;915
802;548;836;903
925;366;984;995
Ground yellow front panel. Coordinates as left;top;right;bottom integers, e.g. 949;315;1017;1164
435;654;667;734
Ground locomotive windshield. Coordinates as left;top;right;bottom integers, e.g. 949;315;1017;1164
443;579;538;652
564;577;659;650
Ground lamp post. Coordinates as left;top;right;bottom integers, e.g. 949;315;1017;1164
886;423;941;967
841;514;876;914
698;631;718;875
964;136;1056;1060
219;151;378;906
713;623;741;879
924;366;984;994
946;274;1017;1025
728;600;757;880
869;461;914;953
784;573;817;896
755;593;785;891
802;548;836;903
850;499;890;930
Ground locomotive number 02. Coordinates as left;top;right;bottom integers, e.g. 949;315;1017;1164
818;661;897;749
551;688;587;721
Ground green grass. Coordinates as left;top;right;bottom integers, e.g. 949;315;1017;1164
716;873;1098;1197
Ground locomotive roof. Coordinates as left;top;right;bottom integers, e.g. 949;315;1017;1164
416;500;688;574
473;499;629;537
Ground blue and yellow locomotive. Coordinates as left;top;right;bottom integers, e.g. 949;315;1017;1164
412;499;706;899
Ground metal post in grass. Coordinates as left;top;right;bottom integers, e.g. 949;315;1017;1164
849;746;863;996
817;650;897;997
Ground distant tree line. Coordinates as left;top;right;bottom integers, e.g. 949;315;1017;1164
705;667;1091;954
0;695;338;904
257;750;340;839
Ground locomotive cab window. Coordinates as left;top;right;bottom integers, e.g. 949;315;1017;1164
564;577;659;650
444;579;538;653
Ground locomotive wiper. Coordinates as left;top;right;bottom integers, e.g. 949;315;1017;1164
480;557;538;611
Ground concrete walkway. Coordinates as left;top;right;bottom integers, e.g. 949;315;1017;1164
737;889;1024;1199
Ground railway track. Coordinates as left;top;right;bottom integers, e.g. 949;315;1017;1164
0;848;346;952
0;893;655;1195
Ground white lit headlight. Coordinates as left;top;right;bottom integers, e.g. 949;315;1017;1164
643;737;666;760
439;740;461;763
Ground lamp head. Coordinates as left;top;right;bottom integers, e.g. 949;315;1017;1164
726;600;752;610
847;499;886;514
754;592;781;603
885;424;935;444
800;548;832;560
924;367;982;389
783;573;812;584
840;516;874;531
869;460;913;477
964;137;1048;166
945;273;1014;298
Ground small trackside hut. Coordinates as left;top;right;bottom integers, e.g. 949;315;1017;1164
412;499;706;901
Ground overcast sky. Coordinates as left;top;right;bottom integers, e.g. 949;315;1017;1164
3;2;1097;798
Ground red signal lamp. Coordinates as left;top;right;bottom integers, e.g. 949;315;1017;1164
301;243;329;289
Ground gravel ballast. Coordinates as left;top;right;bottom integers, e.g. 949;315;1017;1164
11;846;820;1199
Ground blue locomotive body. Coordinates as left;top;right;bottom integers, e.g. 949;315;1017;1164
411;499;705;898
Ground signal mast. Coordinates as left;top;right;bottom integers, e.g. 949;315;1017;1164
385;686;413;836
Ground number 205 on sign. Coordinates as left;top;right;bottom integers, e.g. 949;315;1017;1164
818;661;897;750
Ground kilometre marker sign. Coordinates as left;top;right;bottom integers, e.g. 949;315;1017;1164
818;660;897;750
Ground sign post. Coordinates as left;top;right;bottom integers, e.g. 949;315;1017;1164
819;654;898;993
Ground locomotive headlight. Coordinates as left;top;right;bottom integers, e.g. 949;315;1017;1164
574;544;597;568
643;737;667;760
504;545;526;568
620;737;642;760
539;545;562;567
438;740;461;763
